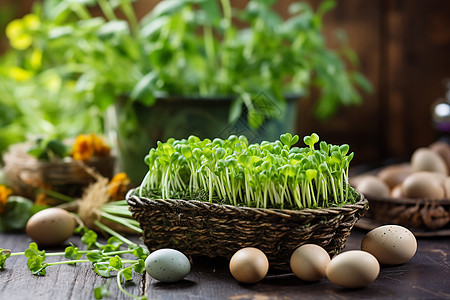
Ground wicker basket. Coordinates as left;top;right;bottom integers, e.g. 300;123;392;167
127;191;369;270
3;143;115;200
357;195;450;236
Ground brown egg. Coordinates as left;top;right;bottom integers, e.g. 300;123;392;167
429;141;450;173
349;175;371;188
411;147;447;175
229;247;269;284
401;172;445;199
444;177;450;198
290;244;330;282
390;184;404;198
377;164;412;190
326;250;380;289
355;176;390;198
26;207;76;246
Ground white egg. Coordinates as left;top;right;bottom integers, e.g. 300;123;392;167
145;248;191;282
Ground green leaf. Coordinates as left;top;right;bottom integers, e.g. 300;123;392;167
280;133;292;147
120;266;133;282
132;246;149;260
351;71;373;93
105;237;123;251
27;255;48;276
130;72;157;103
0;249;11;270
47;140;67;157
97;20;129;37
108;255;123;270
228;98;243;123
0;196;34;231
198;0;221;26
94;263;113;277
87;250;106;263
93;284;111;299
317;0;336;17
247;110;265;129
65;244;82;261
24;242;46;259
151;0;188;18
133;259;145;274
81;230;98;249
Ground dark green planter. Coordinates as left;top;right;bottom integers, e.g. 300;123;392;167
105;95;299;184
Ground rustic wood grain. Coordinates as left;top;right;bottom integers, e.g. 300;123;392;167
0;234;145;300
1;229;449;299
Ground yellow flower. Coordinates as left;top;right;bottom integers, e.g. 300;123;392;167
108;173;130;200
6;14;40;50
89;134;111;157
0;185;13;214
72;134;95;161
71;134;111;161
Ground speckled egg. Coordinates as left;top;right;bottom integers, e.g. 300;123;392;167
145;249;191;282
326;250;380;289
361;225;417;265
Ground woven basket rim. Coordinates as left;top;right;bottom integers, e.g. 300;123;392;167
126;188;367;216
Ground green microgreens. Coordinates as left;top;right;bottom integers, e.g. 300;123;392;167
138;133;359;209
1;225;149;300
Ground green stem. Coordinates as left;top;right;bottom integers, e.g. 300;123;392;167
117;267;141;299
219;0;232;71
99;211;143;234
119;1;139;37
37;188;74;203
47;259;90;266
97;0;117;20
94;220;137;247
69;2;92;20
100;205;133;217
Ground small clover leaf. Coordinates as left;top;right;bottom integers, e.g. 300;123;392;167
93;284;111;300
24;242;45;259
108;255;122;271
133;259;145;274
27;255;47;276
0;249;11;270
94;263;113;277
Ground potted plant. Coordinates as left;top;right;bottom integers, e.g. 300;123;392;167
1;0;371;182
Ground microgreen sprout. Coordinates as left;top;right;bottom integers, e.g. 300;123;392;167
1;225;149;299
138;133;360;209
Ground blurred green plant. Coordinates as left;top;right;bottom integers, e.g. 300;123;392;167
0;0;371;154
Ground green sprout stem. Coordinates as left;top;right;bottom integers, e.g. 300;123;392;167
99;211;143;234
93;220;137;247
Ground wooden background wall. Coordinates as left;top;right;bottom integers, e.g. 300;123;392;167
1;0;450;167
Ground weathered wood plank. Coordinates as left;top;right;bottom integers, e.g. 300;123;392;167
1;229;450;299
0;233;144;300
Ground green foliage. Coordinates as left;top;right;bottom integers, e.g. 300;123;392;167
27;138;68;160
139;133;359;209
0;0;371;154
0;196;38;232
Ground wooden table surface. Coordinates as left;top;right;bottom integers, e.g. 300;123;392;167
1;227;449;300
